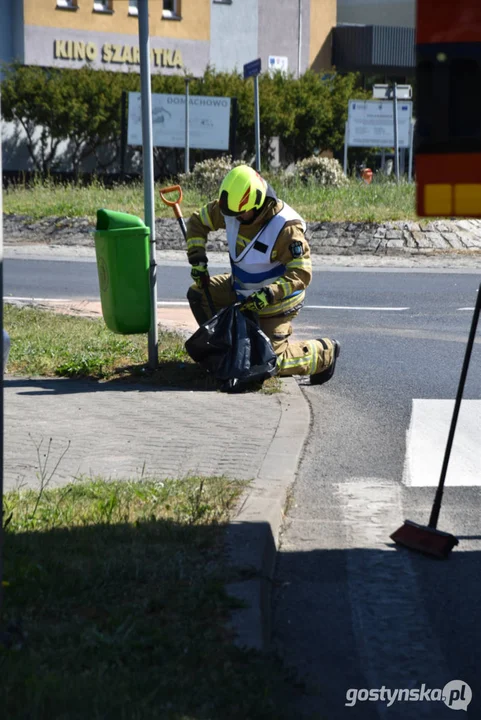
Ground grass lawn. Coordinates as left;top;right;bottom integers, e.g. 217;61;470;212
1;476;294;719
3;304;281;393
3;175;417;223
1;307;290;716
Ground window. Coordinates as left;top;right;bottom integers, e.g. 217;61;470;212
56;0;78;9
93;0;112;11
163;0;180;19
128;0;138;15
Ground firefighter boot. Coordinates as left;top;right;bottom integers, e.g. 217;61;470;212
310;339;341;386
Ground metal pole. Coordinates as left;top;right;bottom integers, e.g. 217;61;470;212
138;0;158;369
393;83;400;183
254;74;261;172
229;97;238;160
408;119;414;183
343;121;348;175
297;0;302;78
184;78;190;174
120;90;128;182
0;88;4;622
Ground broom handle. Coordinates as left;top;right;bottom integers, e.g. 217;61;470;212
429;283;481;528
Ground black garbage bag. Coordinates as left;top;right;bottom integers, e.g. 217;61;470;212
184;303;278;392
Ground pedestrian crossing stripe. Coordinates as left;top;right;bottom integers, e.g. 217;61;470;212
403;399;481;487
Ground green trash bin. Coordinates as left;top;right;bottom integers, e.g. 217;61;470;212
94;209;151;334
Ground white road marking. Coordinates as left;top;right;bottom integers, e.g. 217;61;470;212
4;296;73;303
5;296;190;306
5;297;410;311
157;301;189;306
5;297;473;313
302;305;410;311
403;399;481;487
159;303;412;311
8;298;476;313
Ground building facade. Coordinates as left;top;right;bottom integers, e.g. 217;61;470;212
1;0;417;173
0;0;337;172
333;0;415;79
337;0;414;28
0;0;336;78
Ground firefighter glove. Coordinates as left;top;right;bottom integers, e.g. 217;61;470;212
242;287;274;312
191;262;210;289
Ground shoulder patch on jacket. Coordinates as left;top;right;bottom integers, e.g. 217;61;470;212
289;241;304;258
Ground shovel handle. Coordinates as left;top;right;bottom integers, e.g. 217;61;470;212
159;183;216;319
159;185;183;218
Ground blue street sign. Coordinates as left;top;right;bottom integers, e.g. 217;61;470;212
243;58;261;79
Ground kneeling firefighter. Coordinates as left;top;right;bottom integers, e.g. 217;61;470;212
185;164;340;384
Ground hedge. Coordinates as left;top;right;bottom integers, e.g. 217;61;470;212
1;63;368;176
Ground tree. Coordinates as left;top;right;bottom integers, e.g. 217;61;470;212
1;63;67;172
58;67;131;175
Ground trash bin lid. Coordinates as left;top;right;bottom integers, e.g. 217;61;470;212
96;209;146;231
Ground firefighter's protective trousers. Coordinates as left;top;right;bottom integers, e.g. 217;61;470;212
187;274;336;378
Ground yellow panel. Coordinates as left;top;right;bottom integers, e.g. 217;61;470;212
309;0;337;70
454;184;481;216
25;0;210;40
424;184;452;216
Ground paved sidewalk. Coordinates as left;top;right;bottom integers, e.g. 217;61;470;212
4;376;284;490
4;313;310;649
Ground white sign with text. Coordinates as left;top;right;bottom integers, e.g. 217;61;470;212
347;100;413;148
127;92;231;150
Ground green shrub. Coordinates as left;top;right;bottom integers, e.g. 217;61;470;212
1;63;367;175
293;156;349;187
178;155;244;196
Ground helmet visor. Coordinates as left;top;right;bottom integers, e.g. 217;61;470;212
218;190;243;216
218;188;263;216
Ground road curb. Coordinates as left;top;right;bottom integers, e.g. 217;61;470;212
225;377;310;651
5;215;481;256
6;244;481;272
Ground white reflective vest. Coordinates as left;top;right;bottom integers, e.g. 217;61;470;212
225;202;306;298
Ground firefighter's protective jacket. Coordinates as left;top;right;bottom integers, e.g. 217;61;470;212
185;185;313;317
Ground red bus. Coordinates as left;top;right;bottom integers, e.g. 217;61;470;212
416;0;481;217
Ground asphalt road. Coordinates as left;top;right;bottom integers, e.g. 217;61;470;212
5;256;480;404
271;270;481;719
4;255;194;301
5;256;481;719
